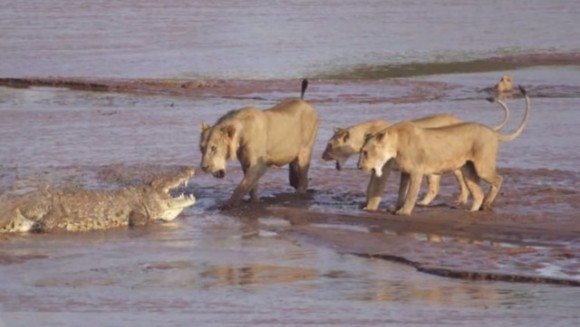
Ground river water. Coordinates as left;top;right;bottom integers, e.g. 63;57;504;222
1;1;580;326
1;0;580;79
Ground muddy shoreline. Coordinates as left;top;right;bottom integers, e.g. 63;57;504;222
0;77;457;104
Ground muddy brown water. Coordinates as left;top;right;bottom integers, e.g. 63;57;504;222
2;0;580;325
1;75;580;326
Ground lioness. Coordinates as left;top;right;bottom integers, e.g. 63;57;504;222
322;101;511;211
358;86;529;215
495;74;513;93
200;79;319;209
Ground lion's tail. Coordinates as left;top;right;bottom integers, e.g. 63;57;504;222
487;96;510;131
496;86;530;143
300;79;309;100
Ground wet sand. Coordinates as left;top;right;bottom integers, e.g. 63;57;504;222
1;75;580;326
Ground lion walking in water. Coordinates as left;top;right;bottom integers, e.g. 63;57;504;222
322;97;511;211
200;80;319;209
358;86;530;216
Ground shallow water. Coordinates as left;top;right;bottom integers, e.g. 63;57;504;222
1;0;580;79
1;76;580;326
1;217;579;327
1;1;580;326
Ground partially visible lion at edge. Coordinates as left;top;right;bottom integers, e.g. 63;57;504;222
199;79;319;209
495;74;513;93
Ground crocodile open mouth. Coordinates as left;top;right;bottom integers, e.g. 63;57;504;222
161;167;196;205
167;172;196;202
161;170;197;221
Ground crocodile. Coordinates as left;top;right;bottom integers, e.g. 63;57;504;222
0;167;196;233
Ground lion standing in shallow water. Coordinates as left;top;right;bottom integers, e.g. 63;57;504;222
200;79;319;208
358;86;530;216
322;100;511;211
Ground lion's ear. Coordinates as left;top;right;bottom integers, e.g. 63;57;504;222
375;132;385;142
220;124;236;139
363;133;372;142
200;122;210;131
333;127;342;134
342;131;350;142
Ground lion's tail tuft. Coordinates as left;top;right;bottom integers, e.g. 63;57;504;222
301;79;309;100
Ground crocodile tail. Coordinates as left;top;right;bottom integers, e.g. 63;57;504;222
486;96;511;131
497;86;530;143
301;79;309;100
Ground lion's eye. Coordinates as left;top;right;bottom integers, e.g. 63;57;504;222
363;150;368;158
210;145;217;154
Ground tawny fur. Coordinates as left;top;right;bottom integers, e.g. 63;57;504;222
322;100;511;211
200;80;319;209
495;74;513;93
357;86;530;216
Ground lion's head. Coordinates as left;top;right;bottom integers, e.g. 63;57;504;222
357;129;397;178
322;128;355;170
322;127;374;171
495;74;513;93
199;122;238;179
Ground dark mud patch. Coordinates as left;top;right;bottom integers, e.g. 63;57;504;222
0;77;456;105
316;51;580;79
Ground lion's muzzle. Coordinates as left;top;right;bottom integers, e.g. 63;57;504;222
321;145;333;161
212;170;226;179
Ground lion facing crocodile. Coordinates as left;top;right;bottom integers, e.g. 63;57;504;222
0;167;196;233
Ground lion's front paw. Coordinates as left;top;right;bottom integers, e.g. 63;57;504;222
394;208;412;216
363;205;379;212
453;196;469;207
416;200;430;207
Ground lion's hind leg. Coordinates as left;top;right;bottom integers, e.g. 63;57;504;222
289;159;300;190
293;146;314;194
293;117;318;195
478;169;503;211
460;162;484;212
452;169;469;206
